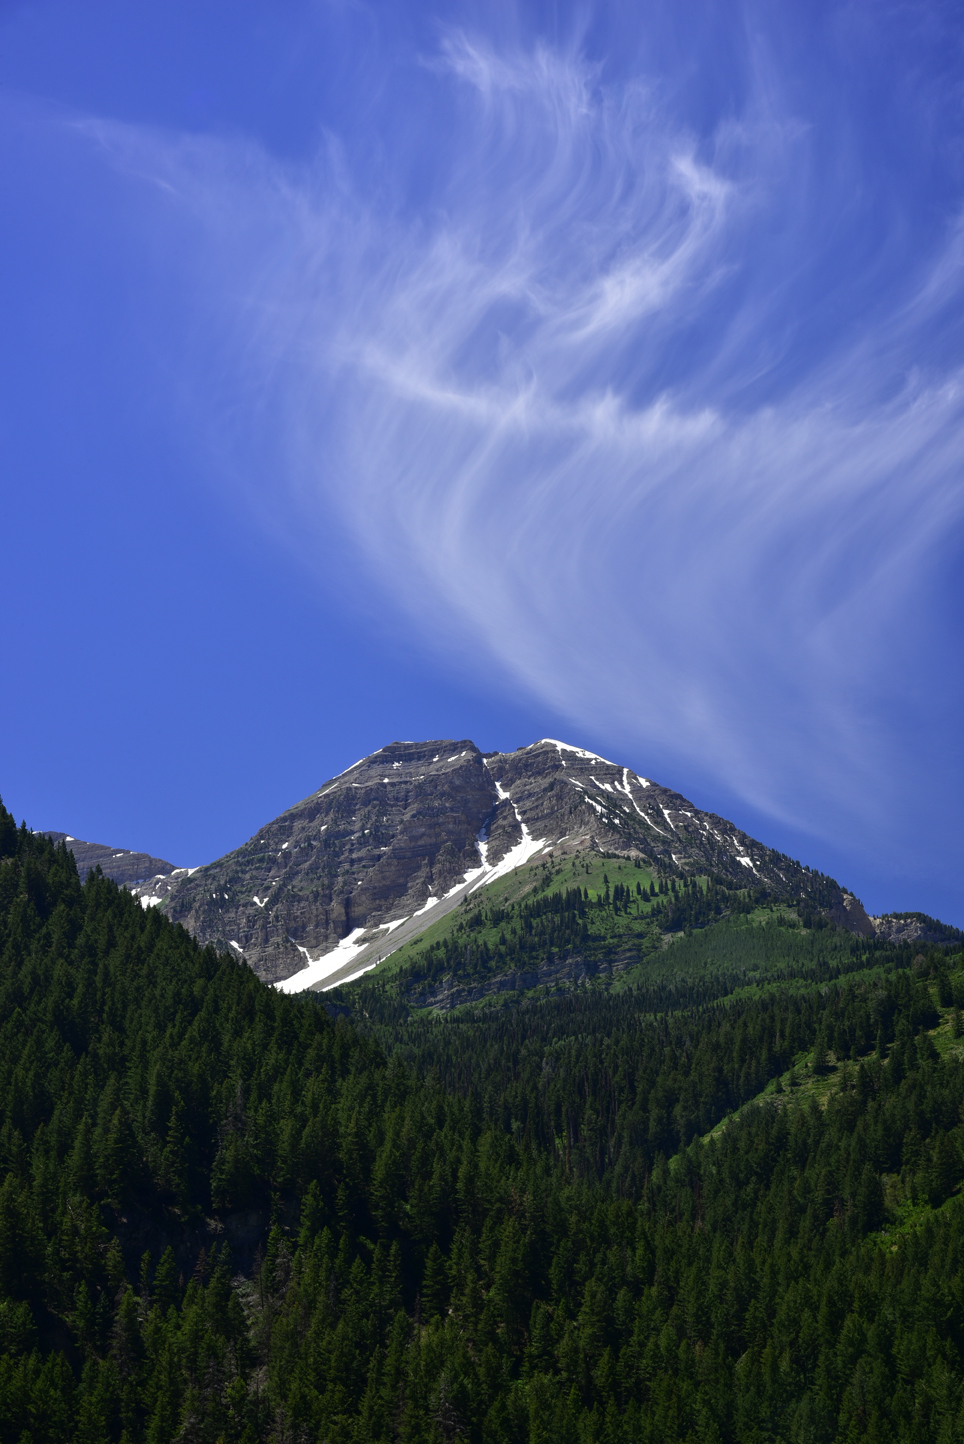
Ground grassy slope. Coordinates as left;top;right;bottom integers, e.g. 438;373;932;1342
693;955;964;1241
612;905;864;1000
352;851;659;982
331;842;896;1029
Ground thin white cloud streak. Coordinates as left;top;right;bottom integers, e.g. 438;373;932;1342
76;20;964;853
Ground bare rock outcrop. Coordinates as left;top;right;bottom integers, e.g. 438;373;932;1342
42;832;179;886
135;736;877;987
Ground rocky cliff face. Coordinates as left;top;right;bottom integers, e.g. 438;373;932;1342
483;740;815;891
42;832;179;886
140;741;497;984
869;912;964;948
135;737;870;986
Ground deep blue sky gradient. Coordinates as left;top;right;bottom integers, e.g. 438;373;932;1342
1;2;962;924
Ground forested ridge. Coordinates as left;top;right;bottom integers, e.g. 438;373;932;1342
3;801;964;1441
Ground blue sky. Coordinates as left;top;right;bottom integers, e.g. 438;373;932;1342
1;1;962;924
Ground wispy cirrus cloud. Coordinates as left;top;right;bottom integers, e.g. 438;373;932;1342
73;7;964;881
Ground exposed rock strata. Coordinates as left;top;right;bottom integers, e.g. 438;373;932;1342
870;912;963;947
404;946;643;1012
827;892;875;938
135;737;876;986
142;742;498;984
41;832;179;886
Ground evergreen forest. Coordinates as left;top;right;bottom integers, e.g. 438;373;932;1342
3;800;964;1442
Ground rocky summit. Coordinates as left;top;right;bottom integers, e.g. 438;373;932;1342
40;832;179;886
132;737;876;986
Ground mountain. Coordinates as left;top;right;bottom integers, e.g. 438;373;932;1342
40;831;180;886
133;737;878;987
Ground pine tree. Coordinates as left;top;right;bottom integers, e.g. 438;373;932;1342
101;1107;142;1204
421;1242;448;1320
152;1247;180;1315
927;1132;961;1207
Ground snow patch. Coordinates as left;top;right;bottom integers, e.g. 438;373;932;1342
471;818;546;891
477;828;490;863
622;789;669;835
280;790;554;996
534;739;616;765
331;756;366;781
568;778;609;818
459;799;546;894
614;767;651;797
443;826;492;895
443;876;470;899
320;958;383;990
276;927;372;994
139;895;163;909
380;917;409;934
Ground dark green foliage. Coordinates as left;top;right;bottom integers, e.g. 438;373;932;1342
392;873;764;1001
2;794;964;1441
347;856;918;1022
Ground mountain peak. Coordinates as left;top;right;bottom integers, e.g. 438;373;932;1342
129;734;880;990
529;738;619;766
